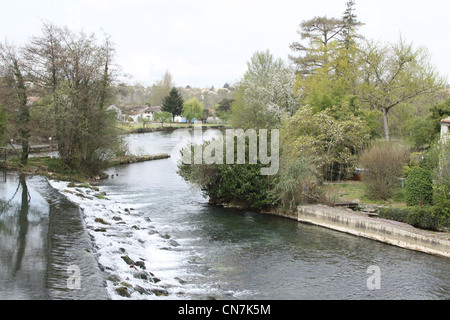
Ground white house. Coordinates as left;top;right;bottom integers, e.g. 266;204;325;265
141;106;162;121
441;116;450;141
127;106;162;122
174;115;186;123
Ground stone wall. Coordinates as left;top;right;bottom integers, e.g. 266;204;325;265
297;205;450;258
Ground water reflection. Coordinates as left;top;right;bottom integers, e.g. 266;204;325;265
13;175;30;277
0;173;49;299
0;172;108;300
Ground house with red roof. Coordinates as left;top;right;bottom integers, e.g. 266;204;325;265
441;116;450;141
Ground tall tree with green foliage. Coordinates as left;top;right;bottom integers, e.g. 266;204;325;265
162;87;184;121
149;71;173;106
357;38;443;141
281;105;372;181
0;42;30;165
0;105;6;145
231;50;299;130
292;1;364;116
289;16;346;76
289;1;363;77
153;111;173;127
342;0;364;48
23;22;120;175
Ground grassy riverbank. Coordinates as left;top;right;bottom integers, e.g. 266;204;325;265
323;180;408;208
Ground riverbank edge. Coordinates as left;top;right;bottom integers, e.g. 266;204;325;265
211;200;450;258
260;204;450;259
118;124;231;134
0;153;171;182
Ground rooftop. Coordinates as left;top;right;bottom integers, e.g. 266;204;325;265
441;116;450;124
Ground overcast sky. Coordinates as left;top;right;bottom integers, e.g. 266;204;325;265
1;0;449;88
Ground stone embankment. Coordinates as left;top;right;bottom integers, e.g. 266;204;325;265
296;205;450;258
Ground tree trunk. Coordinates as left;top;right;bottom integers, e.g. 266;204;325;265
13;60;30;165
381;107;390;141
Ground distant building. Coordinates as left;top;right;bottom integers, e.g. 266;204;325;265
441;116;450;141
141;106;162;121
174;115;186;123
126;105;162;122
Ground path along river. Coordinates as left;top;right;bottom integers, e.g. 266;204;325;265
0;130;449;300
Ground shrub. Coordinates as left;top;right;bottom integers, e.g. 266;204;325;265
432;140;450;216
359;142;410;200
281;106;372;182
378;206;449;231
378;207;409;223
405;166;433;206
177;138;276;211
407;206;441;231
270;157;323;211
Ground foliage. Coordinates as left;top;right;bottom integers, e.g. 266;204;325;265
432;139;450;216
162;87;184;121
52;82;119;175
218;163;275;210
0;105;6;145
202;108;210;121
216;98;234;113
429;98;450;138
0;22;120;176
148;71;174;106
289;1;363;77
281;106;371;181
269;157;322;211
378;206;449;231
177;138;276;211
231;50;299;130
182;97;203;123
359;142;410;200
356;38;443;141
408;117;436;147
153;111;173;126
405;166;433;206
0;42;31;164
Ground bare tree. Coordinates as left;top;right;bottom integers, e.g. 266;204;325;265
148;71;174;106
21;22;120;174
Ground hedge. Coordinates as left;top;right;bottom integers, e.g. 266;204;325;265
378;206;450;231
405;166;433;206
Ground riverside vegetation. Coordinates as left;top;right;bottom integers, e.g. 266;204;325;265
1;2;449;233
177;2;450;232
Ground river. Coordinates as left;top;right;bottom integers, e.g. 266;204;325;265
0;130;449;300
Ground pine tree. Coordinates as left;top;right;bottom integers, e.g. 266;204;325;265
289;1;364;76
342;0;364;49
162;87;184;121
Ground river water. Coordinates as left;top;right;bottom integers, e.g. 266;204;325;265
1;130;449;300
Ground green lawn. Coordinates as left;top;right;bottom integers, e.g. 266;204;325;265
323;180;407;208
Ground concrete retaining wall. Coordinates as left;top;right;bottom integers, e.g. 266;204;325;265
297;205;450;258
